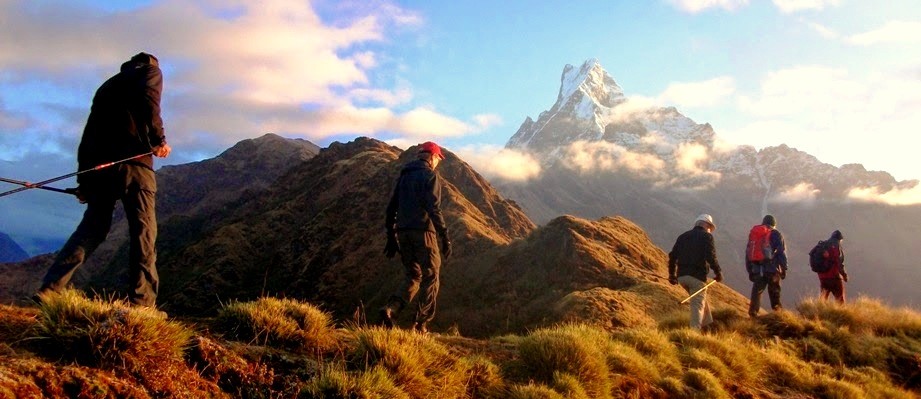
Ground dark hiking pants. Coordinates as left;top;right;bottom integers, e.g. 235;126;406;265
387;230;442;324
749;272;782;316
40;165;159;307
820;278;846;303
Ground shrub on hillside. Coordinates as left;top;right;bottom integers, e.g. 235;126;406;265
347;327;475;399
35;290;190;371
215;297;337;353
517;324;613;399
32;289;218;396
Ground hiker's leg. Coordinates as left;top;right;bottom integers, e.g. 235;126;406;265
832;279;845;303
678;275;706;330
124;184;158;307
768;273;782;310
388;231;424;312
414;231;441;325
748;277;767;316
39;198;116;293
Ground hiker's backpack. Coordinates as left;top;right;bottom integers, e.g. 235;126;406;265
809;240;833;273
746;225;773;262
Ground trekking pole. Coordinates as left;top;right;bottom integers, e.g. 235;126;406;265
680;280;718;304
0;152;153;198
0;177;77;196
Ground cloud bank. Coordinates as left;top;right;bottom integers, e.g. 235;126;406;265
453;145;541;183
0;0;487;161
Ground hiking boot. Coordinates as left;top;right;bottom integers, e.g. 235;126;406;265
412;322;428;334
380;307;395;328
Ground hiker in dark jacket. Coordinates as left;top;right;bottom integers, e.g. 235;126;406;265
747;214;787;317
380;141;451;333
668;214;723;330
818;230;847;303
35;52;171;308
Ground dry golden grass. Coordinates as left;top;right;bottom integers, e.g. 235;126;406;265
1;293;919;398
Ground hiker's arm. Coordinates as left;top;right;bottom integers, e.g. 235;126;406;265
706;234;721;276
140;64;166;148
771;231;788;271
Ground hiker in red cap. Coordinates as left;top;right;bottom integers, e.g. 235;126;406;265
380;141;451;333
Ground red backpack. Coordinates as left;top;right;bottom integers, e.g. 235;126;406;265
746;225;773;262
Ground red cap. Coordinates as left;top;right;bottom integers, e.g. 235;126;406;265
419;141;444;160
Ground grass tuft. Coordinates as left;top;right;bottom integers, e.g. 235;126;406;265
215;297;337;353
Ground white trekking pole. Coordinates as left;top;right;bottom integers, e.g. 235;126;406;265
680;280;718;304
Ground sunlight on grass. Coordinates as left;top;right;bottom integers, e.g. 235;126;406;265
215;296;337;353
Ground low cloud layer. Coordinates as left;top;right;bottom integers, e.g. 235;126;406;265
562;140;722;190
772;182;821;204
847;184;921;206
454;145;541;183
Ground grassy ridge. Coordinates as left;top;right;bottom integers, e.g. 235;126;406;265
0;291;918;398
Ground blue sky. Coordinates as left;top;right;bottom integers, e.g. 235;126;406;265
1;0;920;252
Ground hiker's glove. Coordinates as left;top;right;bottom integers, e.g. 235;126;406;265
779;269;786;280
668;275;678;285
841;272;848;282
384;232;400;259
714;272;723;283
72;187;87;204
440;234;452;260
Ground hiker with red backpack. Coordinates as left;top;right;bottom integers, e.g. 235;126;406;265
746;215;788;317
811;230;847;303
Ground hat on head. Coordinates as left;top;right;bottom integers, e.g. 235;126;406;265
695;214;716;230
130;52;159;67
418;141;444;160
762;214;776;227
831;230;843;240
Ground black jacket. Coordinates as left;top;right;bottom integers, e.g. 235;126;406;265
668;226;722;282
77;57;166;184
385;160;448;236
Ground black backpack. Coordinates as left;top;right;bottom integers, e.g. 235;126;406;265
809;241;832;273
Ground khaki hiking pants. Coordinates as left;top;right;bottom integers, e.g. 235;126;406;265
678;275;713;330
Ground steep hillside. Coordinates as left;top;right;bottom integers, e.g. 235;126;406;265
0;134;320;304
79;136;748;338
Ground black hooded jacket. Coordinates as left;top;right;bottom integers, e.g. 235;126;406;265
668;226;722;282
385;159;448;236
77;54;166;184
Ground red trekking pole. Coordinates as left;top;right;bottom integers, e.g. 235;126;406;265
0;176;77;196
0;152;153;198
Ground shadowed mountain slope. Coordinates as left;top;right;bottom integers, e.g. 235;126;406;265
0;133;320;304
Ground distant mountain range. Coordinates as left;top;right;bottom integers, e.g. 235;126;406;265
0;232;28;263
0;136;749;336
499;59;921;308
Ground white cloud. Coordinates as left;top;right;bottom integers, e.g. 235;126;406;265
773;182;821;203
659;77;736;108
669;0;750;13
847;20;921;46
803;19;839;39
772;0;840;14
0;0;491;157
728;63;921;181
847;184;921;206
564;140;666;179
453;145;541;182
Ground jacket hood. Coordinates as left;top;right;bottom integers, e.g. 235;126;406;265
401;159;433;173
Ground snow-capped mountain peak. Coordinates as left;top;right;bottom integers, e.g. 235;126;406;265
558;58;624;108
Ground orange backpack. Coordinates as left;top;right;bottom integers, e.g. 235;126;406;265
746;225;773;262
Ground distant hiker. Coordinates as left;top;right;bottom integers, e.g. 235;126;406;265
814;230;847;303
34;52;171;308
380;141;452;333
746;214;788;317
668;213;723;331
